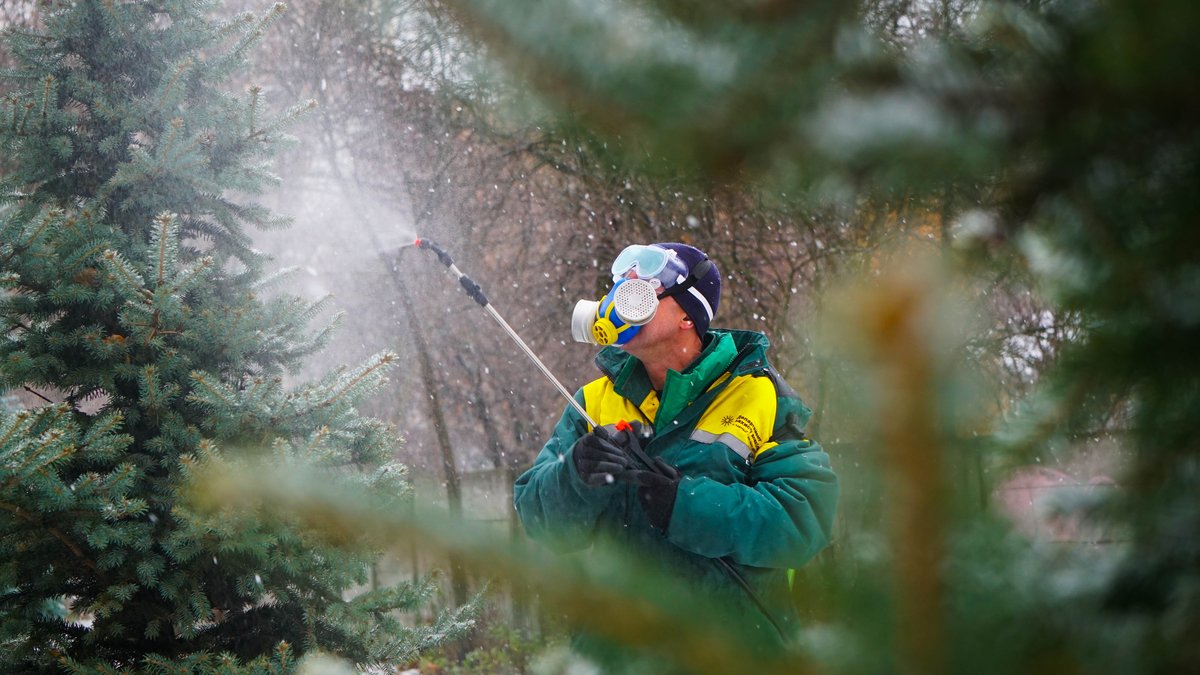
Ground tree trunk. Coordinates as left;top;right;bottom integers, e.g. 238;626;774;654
394;269;470;607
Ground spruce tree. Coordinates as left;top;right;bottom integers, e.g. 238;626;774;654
1;1;470;671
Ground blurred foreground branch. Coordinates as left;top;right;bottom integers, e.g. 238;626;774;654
188;455;815;675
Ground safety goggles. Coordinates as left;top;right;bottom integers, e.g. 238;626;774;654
610;244;688;288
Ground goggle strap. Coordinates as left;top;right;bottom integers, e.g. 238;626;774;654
659;258;714;320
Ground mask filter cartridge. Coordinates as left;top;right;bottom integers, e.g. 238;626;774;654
570;278;659;346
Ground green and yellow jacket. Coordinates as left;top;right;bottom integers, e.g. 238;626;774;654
513;329;838;641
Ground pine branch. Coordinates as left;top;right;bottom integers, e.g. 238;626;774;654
0;502;97;571
250;99;317;141
8;433;75;484
62;241;111;271
167;256;214;296
100;250;152;303
313;353;397;412
0;411;30;448
80;412;126;449
16;100;33;135
251;265;300;291
1;207;62;264
156;58;194;111
247;84;261;137
159;118;185;165
154;212;175;287
39;74;54;132
213;3;287;77
189;371;233;408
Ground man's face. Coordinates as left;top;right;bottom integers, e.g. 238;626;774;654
620;294;688;352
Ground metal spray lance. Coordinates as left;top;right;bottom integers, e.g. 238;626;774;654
409;239;599;430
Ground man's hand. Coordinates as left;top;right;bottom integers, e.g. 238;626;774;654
621;457;681;533
613;420;651;454
572;427;632;487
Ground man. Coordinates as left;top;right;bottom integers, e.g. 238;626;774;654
513;242;838;653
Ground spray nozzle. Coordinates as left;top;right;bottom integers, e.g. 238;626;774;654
415;238;454;267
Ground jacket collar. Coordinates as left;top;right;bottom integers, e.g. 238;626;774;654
594;330;771;425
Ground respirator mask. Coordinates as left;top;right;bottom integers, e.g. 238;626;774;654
571;244;697;346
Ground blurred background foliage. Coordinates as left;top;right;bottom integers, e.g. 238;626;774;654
4;0;1198;672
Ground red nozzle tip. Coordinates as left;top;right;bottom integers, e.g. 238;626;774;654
414;238;422;246
615;420;631;432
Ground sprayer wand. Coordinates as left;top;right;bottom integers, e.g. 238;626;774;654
410;239;599;429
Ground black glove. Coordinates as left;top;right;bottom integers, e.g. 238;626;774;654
572;426;632;487
613;420;651;456
621;457;681;533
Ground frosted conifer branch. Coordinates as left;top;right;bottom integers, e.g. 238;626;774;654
151;211;180;286
293;294;335;330
139;365;180;413
167;256;214;297
212;3;286;76
38;74;54;131
159;118;185;164
252;266;300;291
11;207;63;255
156;58;194;111
188;371;236;409
0;410;32;452
247;84;262;137
252;99;317;140
283;311;345;366
100;249;151;303
16;100;33;135
5;427;75;489
100;144;156;196
312;352;398;412
61;240;110;271
2;94;16;131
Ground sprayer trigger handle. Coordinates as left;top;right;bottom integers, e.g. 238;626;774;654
459;276;489;307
